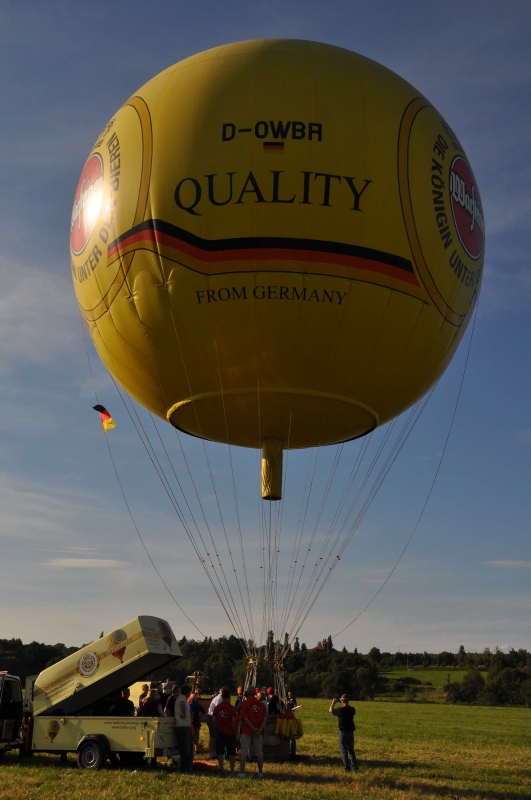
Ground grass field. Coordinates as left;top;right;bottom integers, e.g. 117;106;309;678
377;669;471;702
379;669;470;687
1;699;529;800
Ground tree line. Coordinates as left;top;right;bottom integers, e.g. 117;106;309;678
1;634;529;707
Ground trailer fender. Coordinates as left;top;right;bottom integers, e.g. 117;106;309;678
77;733;111;755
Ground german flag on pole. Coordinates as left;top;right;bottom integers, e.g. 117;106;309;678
93;404;116;433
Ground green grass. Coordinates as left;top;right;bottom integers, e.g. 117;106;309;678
1;699;530;800
379;669;471;687
377;669;471;701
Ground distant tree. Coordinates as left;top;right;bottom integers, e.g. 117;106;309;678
457;645;466;664
460;670;485;702
520;680;531;707
368;647;382;665
0;653;27;680
445;682;462;703
486;668;529;705
293;637;301;653
435;650;455;667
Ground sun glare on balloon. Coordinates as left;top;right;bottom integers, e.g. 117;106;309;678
85;187;103;227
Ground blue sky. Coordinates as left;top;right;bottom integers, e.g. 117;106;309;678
0;0;530;653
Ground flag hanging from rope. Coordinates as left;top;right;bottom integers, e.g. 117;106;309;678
93;404;116;433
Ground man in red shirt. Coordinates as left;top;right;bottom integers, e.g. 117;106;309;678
239;688;267;778
212;689;239;774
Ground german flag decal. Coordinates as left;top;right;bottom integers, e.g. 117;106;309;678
263;142;284;152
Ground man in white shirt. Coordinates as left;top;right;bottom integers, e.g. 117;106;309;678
208;688;224;714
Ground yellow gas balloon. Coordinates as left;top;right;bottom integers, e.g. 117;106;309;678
70;40;484;498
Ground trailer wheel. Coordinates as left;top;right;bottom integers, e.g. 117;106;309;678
77;741;105;770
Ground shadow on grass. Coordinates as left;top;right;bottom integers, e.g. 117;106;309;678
363;758;418;769
6;754;527;797
3;753;352;784
372;776;526;800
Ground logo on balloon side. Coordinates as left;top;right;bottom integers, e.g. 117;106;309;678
449;157;485;261
398;99;484;327
70;153;104;256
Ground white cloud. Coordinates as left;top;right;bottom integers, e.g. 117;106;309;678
0;472;106;542
44;558;127;568
485;560;531;568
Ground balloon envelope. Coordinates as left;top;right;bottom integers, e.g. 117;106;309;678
70;39;484;451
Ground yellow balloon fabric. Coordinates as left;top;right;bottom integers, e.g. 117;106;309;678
70;39;484;450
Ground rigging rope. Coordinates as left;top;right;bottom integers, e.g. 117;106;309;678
286;390;434;646
110;378;251;650
79;316;206;637
91;296;252;648
214;339;256;651
331;303;480;640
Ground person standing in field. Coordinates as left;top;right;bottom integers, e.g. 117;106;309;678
329;694;358;772
212;689;239;775
108;687;135;717
239;688;267;778
207;687;225;759
189;693;207;752
138;683;149;708
138;689;165;717
174;684;193;773
164;684;179;717
234;685;244;715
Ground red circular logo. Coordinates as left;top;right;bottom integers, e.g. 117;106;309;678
70;153;104;255
449;156;485;260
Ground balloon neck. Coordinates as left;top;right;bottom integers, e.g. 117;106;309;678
261;440;283;501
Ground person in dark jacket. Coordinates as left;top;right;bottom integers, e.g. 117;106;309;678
234;685;244;715
329;694;358;772
108;687;135;716
266;687;282;715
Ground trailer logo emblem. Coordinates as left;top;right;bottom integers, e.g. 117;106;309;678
158;620;173;649
108;629;128;662
78;651;99;677
110;628;127;644
45;720;60;741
